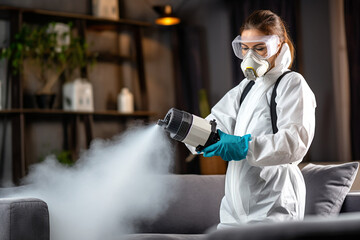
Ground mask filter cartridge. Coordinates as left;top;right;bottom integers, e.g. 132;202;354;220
157;108;220;152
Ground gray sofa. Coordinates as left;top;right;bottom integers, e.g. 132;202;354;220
1;162;360;240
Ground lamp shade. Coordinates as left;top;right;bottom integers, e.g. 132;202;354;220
153;5;180;26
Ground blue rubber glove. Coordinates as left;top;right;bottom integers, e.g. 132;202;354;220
200;130;251;161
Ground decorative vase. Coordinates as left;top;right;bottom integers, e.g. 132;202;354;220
35;93;56;109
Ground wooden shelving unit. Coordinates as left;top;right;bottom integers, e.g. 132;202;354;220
0;6;154;183
0;109;156;117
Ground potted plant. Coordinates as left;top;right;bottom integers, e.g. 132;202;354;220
39;149;75;166
0;22;96;108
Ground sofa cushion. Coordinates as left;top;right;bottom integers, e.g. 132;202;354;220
301;162;359;216
135;175;225;234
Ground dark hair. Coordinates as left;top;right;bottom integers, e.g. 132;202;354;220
240;10;295;68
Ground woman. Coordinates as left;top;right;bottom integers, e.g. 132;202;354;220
200;10;316;228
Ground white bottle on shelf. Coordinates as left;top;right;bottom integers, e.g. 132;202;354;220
117;88;134;113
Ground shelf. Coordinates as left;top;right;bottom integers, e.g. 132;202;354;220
96;52;133;64
0;109;156;117
0;5;152;27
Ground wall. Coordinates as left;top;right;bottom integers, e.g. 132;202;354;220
174;0;233;106
0;0;343;184
300;0;338;162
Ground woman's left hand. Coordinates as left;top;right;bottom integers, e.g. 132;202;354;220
200;130;251;161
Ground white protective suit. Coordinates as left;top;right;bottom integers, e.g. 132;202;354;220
203;43;316;228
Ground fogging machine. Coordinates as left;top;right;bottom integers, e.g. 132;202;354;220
157;108;220;152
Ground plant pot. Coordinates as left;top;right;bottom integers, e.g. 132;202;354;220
35;93;56;109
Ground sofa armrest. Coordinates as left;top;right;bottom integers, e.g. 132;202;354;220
0;198;49;240
340;192;360;213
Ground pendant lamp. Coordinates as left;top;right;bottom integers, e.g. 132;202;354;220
153;5;180;26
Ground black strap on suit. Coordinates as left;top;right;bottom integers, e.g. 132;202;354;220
240;71;293;134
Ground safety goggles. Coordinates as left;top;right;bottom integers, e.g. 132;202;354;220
232;35;280;59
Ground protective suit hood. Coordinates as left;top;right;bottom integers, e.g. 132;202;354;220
266;43;292;76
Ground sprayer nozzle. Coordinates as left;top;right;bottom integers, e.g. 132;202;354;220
157;110;173;129
157;119;167;128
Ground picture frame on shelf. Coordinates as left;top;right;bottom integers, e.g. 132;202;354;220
92;0;120;20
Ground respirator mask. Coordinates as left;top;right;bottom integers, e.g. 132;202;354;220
232;35;280;80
